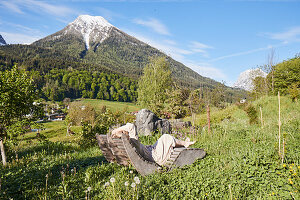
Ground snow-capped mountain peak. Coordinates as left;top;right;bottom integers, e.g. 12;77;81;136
70;15;113;29
233;68;267;91
0;34;7;45
66;15;114;50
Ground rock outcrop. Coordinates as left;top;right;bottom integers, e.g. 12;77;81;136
135;109;171;136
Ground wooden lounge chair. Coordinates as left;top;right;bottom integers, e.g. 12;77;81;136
95;133;206;176
95;134;115;163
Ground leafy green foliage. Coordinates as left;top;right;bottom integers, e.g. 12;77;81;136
243;103;259;125
66;102;97;126
253;55;300;100
41;69;138;102
272;56;300;96
0;66;43;165
137;56;173;115
165;87;189;119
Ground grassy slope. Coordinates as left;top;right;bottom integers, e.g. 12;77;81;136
79;99;141;113
1;96;299;199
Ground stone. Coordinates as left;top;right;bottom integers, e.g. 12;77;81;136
135;109;171;136
170;119;192;130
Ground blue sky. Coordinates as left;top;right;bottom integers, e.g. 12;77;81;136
0;0;300;86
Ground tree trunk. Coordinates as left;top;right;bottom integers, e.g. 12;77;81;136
207;104;211;133
0;137;7;166
278;91;281;157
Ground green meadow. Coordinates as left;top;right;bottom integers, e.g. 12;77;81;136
78;99;141;113
1;96;299;199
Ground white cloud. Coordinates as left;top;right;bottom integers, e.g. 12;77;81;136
183;60;227;81
265;26;300;43
190;41;213;50
208;44;284;62
23;0;75;17
0;32;42;44
4;22;42;35
189;41;213;57
164;39;177;45
133;18;171;36
1;0;76;17
0;1;24;14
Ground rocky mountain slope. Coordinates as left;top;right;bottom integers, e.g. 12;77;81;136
32;15;218;89
0;35;6;45
233;68;267;91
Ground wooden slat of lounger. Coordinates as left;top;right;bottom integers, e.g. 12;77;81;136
107;134;131;166
115;155;130;166
95;134;116;163
111;149;127;156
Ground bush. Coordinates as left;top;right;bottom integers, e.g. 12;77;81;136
244;104;259;125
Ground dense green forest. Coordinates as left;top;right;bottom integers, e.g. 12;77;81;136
37;69;138;102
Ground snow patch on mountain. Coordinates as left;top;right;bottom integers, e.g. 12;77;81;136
66;15;113;50
233;68;267;91
0;34;7;45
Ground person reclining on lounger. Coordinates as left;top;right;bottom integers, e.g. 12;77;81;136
111;123;195;166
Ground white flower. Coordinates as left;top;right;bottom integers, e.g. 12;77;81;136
129;170;133;174
134;177;140;184
104;182;110;187
110;177;115;183
87;187;92;192
131;182;136;188
124;181;129;186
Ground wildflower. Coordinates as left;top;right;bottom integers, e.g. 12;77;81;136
125;181;129;186
104;182;110;187
131;182;136;188
298;166;300;169
110;177;115;183
134;176;140;184
283;164;286;168
87;187;92;192
130;170;133;174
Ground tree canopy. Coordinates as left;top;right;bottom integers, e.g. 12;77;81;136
0;66;41;166
137;56;173;115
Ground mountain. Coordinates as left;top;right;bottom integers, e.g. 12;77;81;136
233;68;267;91
31;15;218;89
0;35;6;45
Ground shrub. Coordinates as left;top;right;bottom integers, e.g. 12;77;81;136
244;104;259;125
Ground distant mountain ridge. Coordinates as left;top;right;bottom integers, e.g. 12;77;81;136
31;15;219;89
0;35;6;45
233;68;267;91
